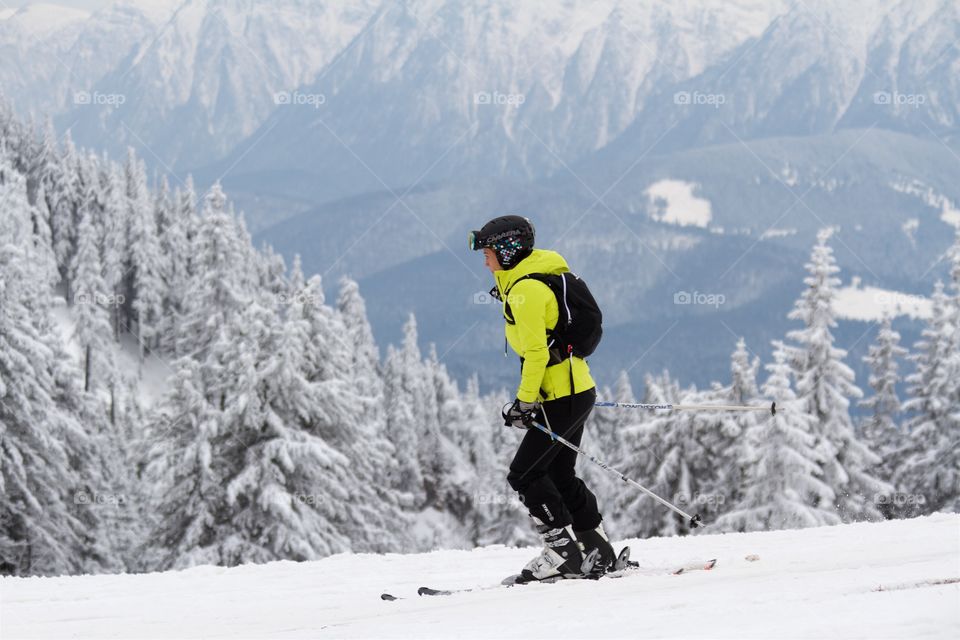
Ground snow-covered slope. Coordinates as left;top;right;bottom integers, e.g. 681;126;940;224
2;514;957;639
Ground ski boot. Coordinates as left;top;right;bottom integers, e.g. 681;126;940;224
575;523;618;575
516;518;587;583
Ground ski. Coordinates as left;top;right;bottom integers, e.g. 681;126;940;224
410;551;716;599
383;551;717;601
672;558;717;575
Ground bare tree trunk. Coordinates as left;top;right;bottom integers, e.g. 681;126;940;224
84;344;92;392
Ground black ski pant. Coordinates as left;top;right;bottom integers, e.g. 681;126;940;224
507;387;602;531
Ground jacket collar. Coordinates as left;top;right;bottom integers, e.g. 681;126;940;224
494;249;570;295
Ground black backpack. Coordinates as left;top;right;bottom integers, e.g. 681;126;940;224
500;272;603;362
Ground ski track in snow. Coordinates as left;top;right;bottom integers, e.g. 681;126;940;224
2;514;958;639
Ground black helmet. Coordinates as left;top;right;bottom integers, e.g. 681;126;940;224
468;215;535;269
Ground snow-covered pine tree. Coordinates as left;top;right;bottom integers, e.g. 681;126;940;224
27;182;60;294
24;117;60;208
176;182;251;359
125;149;163;359
70;202;114;392
336;276;412;551
690;380;742;526
785;229;890;521
380;315;478;549
23;119;59;291
49;131;81;298
614;371;682;538
97;379;151;572
457;376;517;546
216;299;355;565
154;175;181;354
896;281;960;515
859;316;907;494
148;181;272;568
716;342;840;532
100;165;129;341
46;346;121;576
176;175;200;279
145;358;224;570
155;177;198;356
716;338;763;512
382;316;427;507
423;345;476;542
0;158;104;576
258;243;288;301
292;274;410;553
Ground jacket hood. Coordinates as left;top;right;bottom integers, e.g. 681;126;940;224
494;249;569;294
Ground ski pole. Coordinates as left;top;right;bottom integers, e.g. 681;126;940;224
534;410;703;529
595;400;776;415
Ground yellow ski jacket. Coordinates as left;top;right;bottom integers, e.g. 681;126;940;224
493;249;596;403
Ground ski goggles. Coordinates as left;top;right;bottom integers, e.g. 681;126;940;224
468;230;485;251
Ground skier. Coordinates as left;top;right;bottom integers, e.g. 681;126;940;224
469;215;616;582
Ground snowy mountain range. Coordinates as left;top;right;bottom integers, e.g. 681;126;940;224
2;0;958;393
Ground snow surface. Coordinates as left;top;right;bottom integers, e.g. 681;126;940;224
760;227;798;239
2;514;957;639
903;217;920;245
834;277;932;322
49;297;172;408
645;179;713;228
892;180;960;228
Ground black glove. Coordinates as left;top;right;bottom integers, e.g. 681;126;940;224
503;398;539;429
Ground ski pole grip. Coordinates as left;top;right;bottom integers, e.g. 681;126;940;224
690;513;703;528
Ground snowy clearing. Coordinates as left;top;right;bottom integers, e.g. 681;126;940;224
834;277;932;322
2;514;957;639
891;180;960;228
645;179;713;228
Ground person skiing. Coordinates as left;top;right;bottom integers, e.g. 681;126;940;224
469;215;616;582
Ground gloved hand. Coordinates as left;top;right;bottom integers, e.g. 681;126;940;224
503;398;539;429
